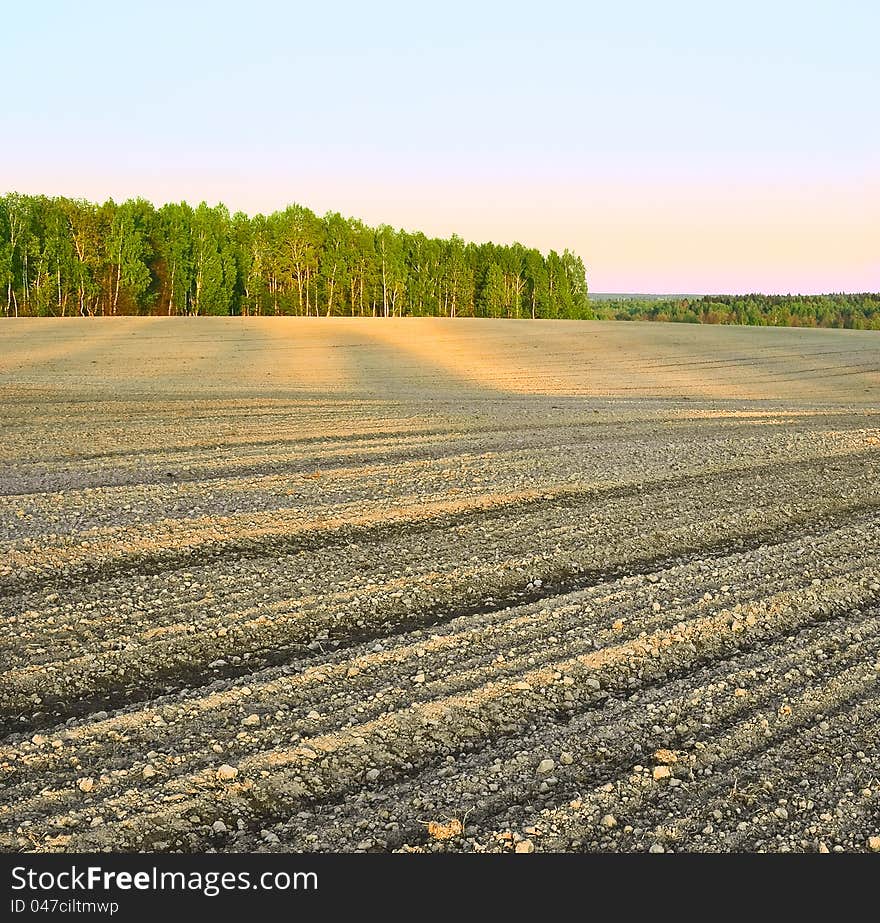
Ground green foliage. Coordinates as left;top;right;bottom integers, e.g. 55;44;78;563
480;261;506;317
155;202;194;315
0;192;590;319
191;203;236;315
107;199;154;314
3;192;876;329
591;294;880;330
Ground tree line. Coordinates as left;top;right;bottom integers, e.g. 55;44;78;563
591;294;880;330
0;193;589;319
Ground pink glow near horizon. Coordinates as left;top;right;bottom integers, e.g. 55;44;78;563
4;2;878;295
9;165;877;295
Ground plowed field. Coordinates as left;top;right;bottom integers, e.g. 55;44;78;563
1;317;879;853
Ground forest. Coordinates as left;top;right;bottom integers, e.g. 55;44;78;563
0;193;588;319
591;293;880;330
2;193;876;329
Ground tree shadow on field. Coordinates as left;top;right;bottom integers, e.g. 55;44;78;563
337;317;880;408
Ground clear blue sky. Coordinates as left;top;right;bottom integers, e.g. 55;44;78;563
3;0;877;292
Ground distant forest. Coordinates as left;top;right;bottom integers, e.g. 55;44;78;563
0;193;588;319
592;294;880;330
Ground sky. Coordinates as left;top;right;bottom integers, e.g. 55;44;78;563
3;0;877;294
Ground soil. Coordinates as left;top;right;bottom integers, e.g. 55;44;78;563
1;317;879;853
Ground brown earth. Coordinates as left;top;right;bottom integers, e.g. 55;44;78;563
1;317;879;853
